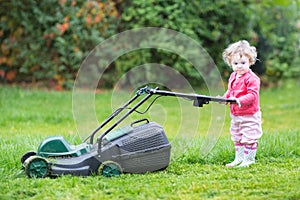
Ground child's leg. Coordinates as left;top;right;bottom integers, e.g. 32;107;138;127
237;112;262;167
226;115;243;168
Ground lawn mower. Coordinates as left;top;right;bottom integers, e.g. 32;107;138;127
21;86;236;178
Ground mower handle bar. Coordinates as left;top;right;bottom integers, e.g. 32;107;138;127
84;86;236;149
147;87;236;104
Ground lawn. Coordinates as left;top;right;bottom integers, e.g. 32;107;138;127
0;82;299;199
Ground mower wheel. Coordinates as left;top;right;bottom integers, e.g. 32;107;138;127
24;156;49;178
99;161;123;177
21;151;37;165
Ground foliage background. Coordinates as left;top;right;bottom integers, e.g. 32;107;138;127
0;0;299;89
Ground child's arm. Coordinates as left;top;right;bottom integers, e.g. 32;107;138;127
237;76;260;106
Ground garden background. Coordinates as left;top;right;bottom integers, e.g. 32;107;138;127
0;0;299;89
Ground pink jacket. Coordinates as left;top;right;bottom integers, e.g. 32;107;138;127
225;70;260;115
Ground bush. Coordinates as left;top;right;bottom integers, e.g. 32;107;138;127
117;0;255;87
0;0;120;89
250;1;300;86
0;0;299;89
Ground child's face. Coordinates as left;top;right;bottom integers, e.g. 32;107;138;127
230;54;250;76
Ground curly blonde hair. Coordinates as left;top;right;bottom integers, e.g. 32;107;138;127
222;40;257;66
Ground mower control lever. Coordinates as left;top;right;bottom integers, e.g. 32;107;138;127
136;86;152;95
130;118;149;127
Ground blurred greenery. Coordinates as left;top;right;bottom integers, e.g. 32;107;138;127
0;0;299;89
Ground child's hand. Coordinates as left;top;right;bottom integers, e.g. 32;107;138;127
229;97;241;107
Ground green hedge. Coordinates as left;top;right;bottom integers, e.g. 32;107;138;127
252;1;300;85
0;0;299;89
117;0;255;87
0;0;120;89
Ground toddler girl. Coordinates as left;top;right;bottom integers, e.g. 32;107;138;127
222;40;263;168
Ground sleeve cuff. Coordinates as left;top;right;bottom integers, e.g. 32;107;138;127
236;98;241;107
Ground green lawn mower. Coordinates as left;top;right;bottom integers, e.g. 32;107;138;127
21;86;236;178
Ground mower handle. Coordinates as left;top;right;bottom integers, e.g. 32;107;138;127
90;86;236;152
85;89;144;144
146;87;237;106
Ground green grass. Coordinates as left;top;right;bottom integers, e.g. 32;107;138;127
0;83;299;199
